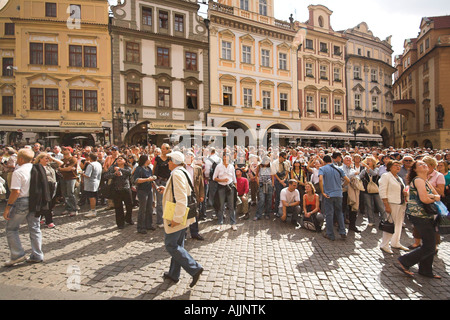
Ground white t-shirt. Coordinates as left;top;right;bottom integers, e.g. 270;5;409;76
212;163;236;186
84;161;102;192
10;163;33;198
279;187;300;208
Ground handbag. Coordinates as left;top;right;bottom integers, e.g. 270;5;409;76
366;175;379;194
170;169;198;220
379;213;395;234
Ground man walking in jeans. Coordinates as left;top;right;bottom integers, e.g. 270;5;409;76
319;153;350;241
3;148;44;267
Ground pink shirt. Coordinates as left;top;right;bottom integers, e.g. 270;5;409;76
428;170;445;187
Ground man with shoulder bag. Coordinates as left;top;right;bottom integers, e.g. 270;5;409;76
157;151;204;287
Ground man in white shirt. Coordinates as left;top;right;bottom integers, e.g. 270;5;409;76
3;148;44;267
279;179;301;228
83;153;103;218
213;152;237;231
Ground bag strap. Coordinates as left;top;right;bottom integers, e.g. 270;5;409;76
170;168;197;203
330;164;344;178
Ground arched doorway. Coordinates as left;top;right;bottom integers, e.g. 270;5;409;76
265;123;290;148
124;121;150;146
423;139;433;149
380;128;390;148
221;121;252;148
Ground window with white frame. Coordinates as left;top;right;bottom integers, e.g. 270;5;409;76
320;65;328;79
371;69;378;82
242;45;252;64
372;96;378;110
305;63;313;77
280;93;288;111
320;97;328;113
334;67;341;81
222;41;232;60
355;94;361;109
306;95;314;111
334;98;341;114
262;90;271;109
279;52;287;70
223;86;233;106
240;0;249;11
259;0;267;16
261;49;270;67
354;66;361;79
243;88;252;107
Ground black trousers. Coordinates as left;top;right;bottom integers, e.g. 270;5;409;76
112;189;133;228
398;215;437;276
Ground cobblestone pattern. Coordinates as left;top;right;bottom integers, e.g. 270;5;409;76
0;203;448;300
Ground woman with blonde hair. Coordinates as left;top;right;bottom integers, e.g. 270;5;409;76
359;156;385;227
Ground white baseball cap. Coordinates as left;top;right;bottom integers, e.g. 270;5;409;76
167;151;185;164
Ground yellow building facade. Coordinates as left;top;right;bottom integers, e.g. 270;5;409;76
207;0;299;147
0;0;111;146
296;5;348;135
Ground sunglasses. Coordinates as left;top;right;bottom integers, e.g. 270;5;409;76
403;159;413;162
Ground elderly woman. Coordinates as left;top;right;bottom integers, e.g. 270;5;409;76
359;156;385;227
378;160;409;253
397;160;441;279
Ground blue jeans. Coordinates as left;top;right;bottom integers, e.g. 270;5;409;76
255;185;273;218
361;192;385;224
61;179;77;212
5;197;43;261
164;228;202;280
137;189;153;232
155;179;167;225
322;196;346;240
274;179;286;213
216;185;236;225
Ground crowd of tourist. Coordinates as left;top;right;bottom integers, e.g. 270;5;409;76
1;141;449;277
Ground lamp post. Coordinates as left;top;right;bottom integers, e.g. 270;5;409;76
347;119;365;147
204;17;211;128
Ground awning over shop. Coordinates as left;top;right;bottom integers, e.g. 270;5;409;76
271;129;383;142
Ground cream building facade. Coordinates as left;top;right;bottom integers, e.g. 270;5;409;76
110;0;209;146
343;22;395;147
207;0;299;147
296;5;347;137
0;0;112;146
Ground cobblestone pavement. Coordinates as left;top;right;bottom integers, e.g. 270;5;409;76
0;201;448;300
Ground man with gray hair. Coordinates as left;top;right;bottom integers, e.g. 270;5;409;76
3;148;44;267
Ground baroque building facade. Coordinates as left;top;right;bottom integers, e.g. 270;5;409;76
0;0;112;146
342;22;395;147
393;15;450;150
110;0;209;146
207;0;299;146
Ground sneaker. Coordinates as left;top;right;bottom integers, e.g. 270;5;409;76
85;210;97;218
26;257;43;264
157;224;164;228
4;255;27;267
61;210;70;215
47;223;56;228
69;211;78;217
231;225;237;231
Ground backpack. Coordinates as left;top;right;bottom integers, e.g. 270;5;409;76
207;156;219;180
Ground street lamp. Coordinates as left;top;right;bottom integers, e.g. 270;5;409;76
125;109;132;131
132;109;139;124
347;119;365;147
